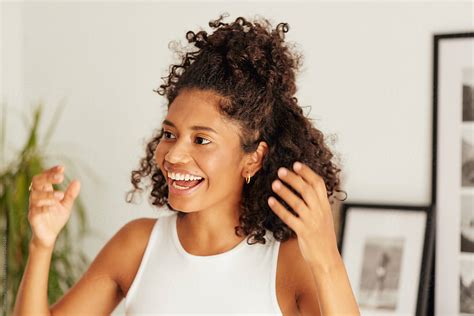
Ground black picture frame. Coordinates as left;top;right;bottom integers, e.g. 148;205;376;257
339;203;433;316
432;31;474;315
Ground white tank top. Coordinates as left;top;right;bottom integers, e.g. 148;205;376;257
124;212;283;315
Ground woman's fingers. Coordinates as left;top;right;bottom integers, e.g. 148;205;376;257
60;180;81;210
29;165;66;212
28;166;81;212
31;165;64;192
29;190;65;207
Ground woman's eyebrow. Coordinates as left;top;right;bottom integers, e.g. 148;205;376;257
162;119;218;134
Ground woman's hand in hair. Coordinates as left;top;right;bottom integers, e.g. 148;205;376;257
267;161;341;273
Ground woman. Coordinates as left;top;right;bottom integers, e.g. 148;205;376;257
14;15;360;315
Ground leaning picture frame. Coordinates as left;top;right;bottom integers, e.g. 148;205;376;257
433;32;474;315
338;203;433;316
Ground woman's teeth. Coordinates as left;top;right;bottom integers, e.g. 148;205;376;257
168;172;203;181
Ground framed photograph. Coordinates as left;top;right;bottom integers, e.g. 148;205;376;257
433;32;474;315
339;203;433;316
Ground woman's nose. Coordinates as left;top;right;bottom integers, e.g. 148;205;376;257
164;142;191;164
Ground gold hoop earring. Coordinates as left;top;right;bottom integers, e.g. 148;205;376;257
245;174;251;184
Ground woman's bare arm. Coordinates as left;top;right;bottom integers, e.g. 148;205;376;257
14;217;152;316
14;231;123;316
13;165;155;315
48;220;135;315
13;238;54;316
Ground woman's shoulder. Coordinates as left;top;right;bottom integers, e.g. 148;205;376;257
121;217;158;240
112;217;158;251
113;217;158;296
117;216;159;258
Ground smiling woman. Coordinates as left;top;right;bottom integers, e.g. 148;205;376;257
124;14;360;315
128;15;347;245
13;13;359;316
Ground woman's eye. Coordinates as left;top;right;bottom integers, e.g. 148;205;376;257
195;137;211;145
162;131;175;139
161;131;210;145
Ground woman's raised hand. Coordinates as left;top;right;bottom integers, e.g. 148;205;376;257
28;165;81;249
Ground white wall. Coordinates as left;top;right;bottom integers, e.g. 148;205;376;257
2;1;472;314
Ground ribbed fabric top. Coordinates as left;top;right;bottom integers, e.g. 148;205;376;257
124;212;282;315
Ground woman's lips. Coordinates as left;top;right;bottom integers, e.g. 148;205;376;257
167;177;205;196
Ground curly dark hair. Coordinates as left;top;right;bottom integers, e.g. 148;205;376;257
126;13;347;245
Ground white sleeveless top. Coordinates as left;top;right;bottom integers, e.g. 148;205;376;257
124;212;283;315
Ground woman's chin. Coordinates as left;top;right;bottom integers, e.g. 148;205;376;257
168;199;195;213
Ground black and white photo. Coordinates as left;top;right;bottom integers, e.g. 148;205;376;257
358;237;404;311
339;203;431;315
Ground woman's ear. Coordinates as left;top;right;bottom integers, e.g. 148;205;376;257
243;141;268;177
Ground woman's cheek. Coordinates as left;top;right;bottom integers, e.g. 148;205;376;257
154;143;167;166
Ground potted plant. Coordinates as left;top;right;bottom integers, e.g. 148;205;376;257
0;102;92;315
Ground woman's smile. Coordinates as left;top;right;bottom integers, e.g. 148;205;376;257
167;176;206;196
